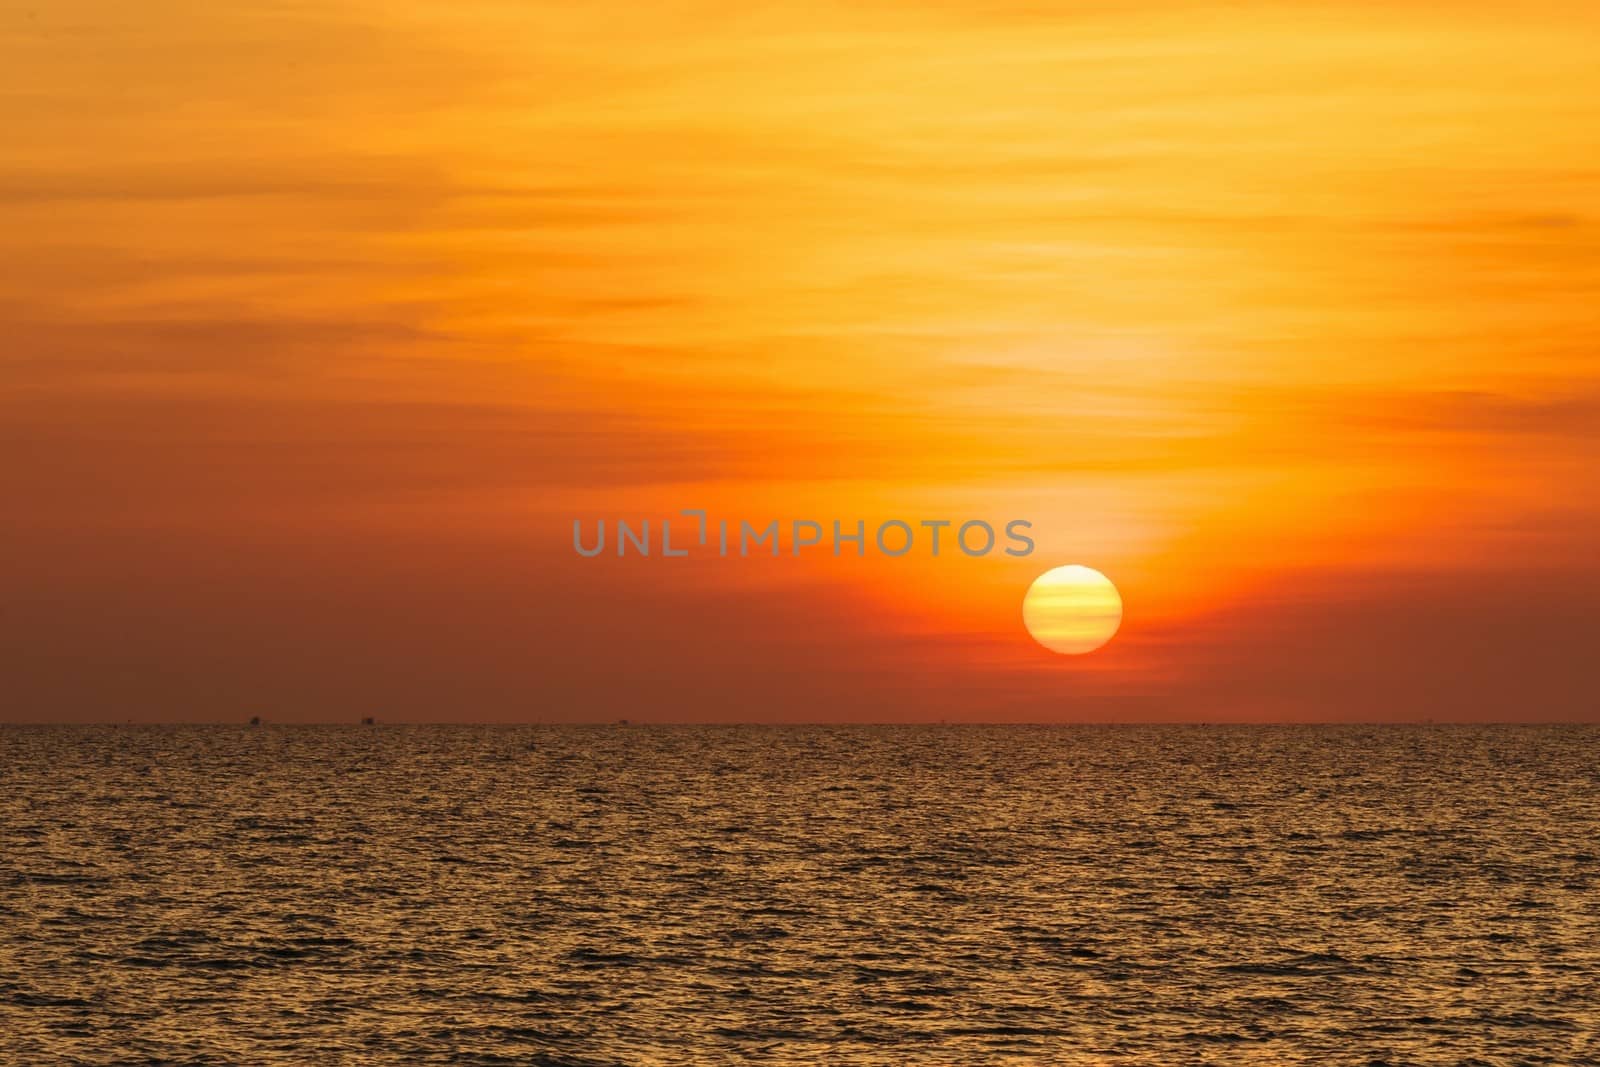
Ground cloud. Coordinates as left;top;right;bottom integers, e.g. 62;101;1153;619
1085;563;1600;722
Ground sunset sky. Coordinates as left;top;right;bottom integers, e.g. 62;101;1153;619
3;0;1597;721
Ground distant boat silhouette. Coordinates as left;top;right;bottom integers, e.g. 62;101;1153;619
248;715;261;726
361;716;375;725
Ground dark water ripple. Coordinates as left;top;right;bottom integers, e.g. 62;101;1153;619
2;724;1599;1064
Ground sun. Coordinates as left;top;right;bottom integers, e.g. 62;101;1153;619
1022;565;1123;655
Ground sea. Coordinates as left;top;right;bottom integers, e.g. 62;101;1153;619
3;724;1598;1065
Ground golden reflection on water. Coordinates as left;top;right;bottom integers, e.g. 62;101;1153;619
3;724;1599;1064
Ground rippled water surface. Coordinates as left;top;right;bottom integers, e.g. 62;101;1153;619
3;725;1599;1065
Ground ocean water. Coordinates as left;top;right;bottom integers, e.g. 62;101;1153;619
2;725;1598;1065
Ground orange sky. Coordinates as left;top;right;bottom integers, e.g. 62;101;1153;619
3;0;1598;721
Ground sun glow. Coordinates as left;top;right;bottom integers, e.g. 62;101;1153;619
1023;565;1124;656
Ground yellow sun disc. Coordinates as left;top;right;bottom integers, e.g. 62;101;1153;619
1022;565;1123;655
